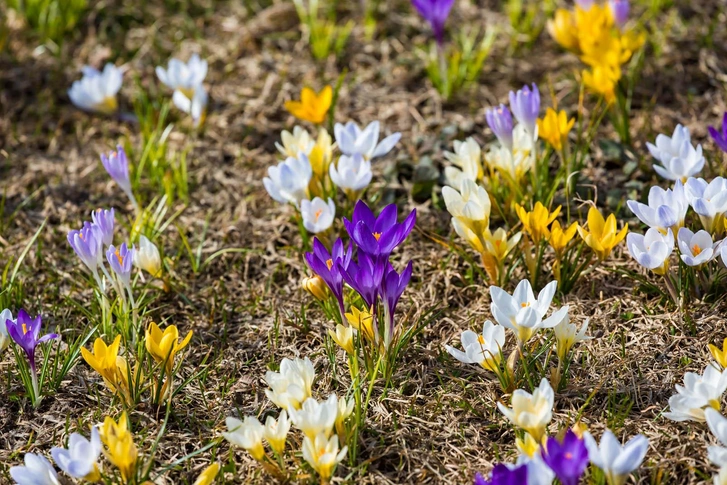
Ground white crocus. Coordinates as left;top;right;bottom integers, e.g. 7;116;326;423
50;427;102;481
445;320;506;372
715;466;727;485
497;378;554;442
444;137;483;187
647;124;705;181
584;429;649;485
490;280;568;343
264;357;315;411
511;454;556;485
222;416;265;460
156;54;208;97
336;396;354;432
288;395;339;439
302;432;348;481
300;197;335;233
485;124;535;182
329;154;373;192
9;453;60;485
263;410;291;455
626;228;674;274
334;120;401;160
685;177;727;233
626;180;688;233
275;126;315;158
172;84;208;127
134;235;162;277
553;313;591;360
442;179;491;237
677;228;719;267
706;408;727;467
68;64;123;114
663;364;727;422
0;308;12;352
264;154;312;206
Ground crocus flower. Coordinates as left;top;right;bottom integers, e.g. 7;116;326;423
515;202;561;243
647;125;704;181
541;430;589;485
301;432;348;482
509;84;541;137
6;310;59;398
553;313;591;360
194;463;220;485
302;275;329;301
582;64;620;105
285;86;332;125
486;104;515;151
663;363;727;422
51;427;102;481
172;84;208;127
709;113;727;153
711;339;727;370
0;308;12;352
345;306;375;341
411;0;455;45
677;228;719;266
67;222;103;273
626;228;674;274
706;408;727;466
584;430;648;485
134;235;162;278
263;410;291;455
380;261;414;348
344;200;417;260
329;324;354;354
485;126;536;183
264;153;312;206
336;397;354;436
490;280;568;344
68;63;123;115
548;221;579;257
99;412;137;482
100;146;137;207
537;108;574;151
446;320;506;372
91;208;115;246
626;181;688;234
289;394;339;439
609;0;629;26
339;252;387;310
224;416;265;460
443;179;491;240
276;126;315;158
444;137;483;187
483;228;522;263
329;154;373;193
334;120;401;160
300;197;336;233
145;322;193;375
305;238;353;316
497;378;554;442
264;357;316;411
685;177;727;233
547;9;578;52
156;53;208;98
81;335;131;400
716;466;727;485
9;453;60;485
106;243;135;288
475;464;528;485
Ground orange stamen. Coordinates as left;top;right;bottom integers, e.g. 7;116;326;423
326;258;333;270
115;249;123;265
373;232;382;241
22;323;28;334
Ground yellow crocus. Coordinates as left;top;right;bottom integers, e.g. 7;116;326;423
193;463;220;485
576;206;628;260
516;432;541;458
483;228;522;263
547;9;579;52
284;86;332;125
302;275;329;301
81;335;130;400
537;108;574;151
549;221;579;256
583;65;620;105
345;306;375;341
710;338;727;369
100;412;137;482
145;322;193;374
516;202;561;243
309;129;334;177
328;324;354;354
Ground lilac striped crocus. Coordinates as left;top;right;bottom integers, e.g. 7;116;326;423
343;201;416;260
411;0;455;45
609;0;630;27
6;310;59;401
91;208;115;246
380;262;413;349
709;112;727;153
107;243;135;288
67;223;104;272
101;146;138;208
305;238;353;318
509;84;540;137
485;104;514;151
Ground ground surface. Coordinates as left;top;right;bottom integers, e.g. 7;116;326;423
1;0;727;483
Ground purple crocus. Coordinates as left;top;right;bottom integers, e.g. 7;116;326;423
509;84;540;136
6;310;59;400
339;252;387;311
541;430;589;485
305;238;353;318
708;112;727;153
67;222;103;272
91;208;115;246
608;0;629;26
380;261;413;348
343;201;416;260
411;0;455;45
106;243;135;287
485;104;514;150
474;464;528;485
100;146;138;208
